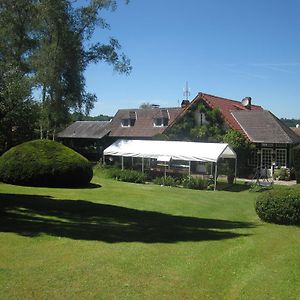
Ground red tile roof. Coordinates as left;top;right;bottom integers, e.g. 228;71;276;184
187;93;264;133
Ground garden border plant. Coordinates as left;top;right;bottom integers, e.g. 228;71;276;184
99;164;211;190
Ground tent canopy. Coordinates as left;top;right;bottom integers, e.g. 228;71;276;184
104;139;236;163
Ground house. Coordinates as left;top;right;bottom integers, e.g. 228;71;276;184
172;93;300;176
58;92;300;176
57;107;183;160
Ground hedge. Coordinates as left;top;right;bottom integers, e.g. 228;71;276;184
0;140;93;187
255;188;300;225
293;145;300;184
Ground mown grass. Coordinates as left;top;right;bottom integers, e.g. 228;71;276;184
0;169;299;299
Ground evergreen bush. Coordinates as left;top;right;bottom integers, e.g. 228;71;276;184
255;188;300;225
0;140;93;187
293;145;300;183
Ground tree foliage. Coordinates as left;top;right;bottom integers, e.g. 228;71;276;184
0;64;39;153
139;102;153;109
223;129;253;176
0;0;131;148
0;1;39;152
280;118;300;128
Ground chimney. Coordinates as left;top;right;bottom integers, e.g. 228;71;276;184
151;104;160;109
181;100;190;108
241;97;252;109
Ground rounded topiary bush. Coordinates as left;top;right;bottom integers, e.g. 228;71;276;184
0;140;93;187
255;189;300;225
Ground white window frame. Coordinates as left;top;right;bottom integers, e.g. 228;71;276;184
154;118;164;127
121;119;131;127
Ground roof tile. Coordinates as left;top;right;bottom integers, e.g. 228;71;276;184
57;121;110;139
109;107;182;137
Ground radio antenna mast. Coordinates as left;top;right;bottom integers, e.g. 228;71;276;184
183;81;190;100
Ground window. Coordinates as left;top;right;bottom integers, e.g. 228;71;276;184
200;113;208;125
194;111;208;126
261;148;272;169
154;118;168;127
130;118;136;126
275;149;287;167
248;150;258;167
121;111;137;127
154;118;162;127
121;119;130;127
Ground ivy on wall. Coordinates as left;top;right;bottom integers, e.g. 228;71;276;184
160;102;226;142
154;101;256;176
223;129;254;176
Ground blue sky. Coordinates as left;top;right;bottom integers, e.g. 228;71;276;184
84;0;300;118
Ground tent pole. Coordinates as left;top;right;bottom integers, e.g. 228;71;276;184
132;157;134;169
103;155;105;165
142;157;144;173
234;157;237;184
189;161;191;178
214;162;218;191
121;156;124;170
211;162;213;175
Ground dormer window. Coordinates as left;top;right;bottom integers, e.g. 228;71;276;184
154;117;169;127
121;111;137;127
153;109;169;127
121;119;130;127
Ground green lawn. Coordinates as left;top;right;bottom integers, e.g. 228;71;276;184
0;169;299;300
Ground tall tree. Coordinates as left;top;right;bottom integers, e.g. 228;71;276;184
0;0;131;144
0;1;39;152
32;0;131;138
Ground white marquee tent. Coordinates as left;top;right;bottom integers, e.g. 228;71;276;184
103;139;237;190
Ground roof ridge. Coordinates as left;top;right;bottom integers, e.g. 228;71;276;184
201;92;244;104
200;92;263;108
117;107;182;111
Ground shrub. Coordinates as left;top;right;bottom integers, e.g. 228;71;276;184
105;166;147;184
255;188;300;225
290;167;296;180
293;145;300;183
0;140;93;187
153;176;180;187
273;168;290;181
182;176;208;190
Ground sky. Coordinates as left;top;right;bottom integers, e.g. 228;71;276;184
84;0;300;118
